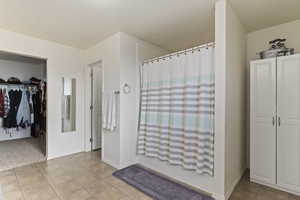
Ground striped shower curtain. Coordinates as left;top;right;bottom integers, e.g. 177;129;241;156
137;46;215;176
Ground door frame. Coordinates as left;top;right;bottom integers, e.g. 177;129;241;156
85;60;104;155
0;50;48;159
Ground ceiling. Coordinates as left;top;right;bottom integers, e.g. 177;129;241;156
0;0;299;51
229;0;300;32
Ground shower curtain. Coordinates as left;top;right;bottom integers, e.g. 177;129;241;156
137;46;215;176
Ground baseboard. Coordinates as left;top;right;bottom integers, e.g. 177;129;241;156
251;178;300;197
225;168;247;200
212;193;226;200
47;150;83;160
0;135;31;142
102;157;120;169
119;160;138;169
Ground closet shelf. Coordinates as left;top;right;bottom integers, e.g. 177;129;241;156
0;83;38;87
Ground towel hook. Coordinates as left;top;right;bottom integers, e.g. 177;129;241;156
123;83;131;94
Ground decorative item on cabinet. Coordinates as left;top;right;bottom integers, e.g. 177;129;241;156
257;38;294;59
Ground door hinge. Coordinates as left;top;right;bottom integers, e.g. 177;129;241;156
90;105;93;110
90;138;93;143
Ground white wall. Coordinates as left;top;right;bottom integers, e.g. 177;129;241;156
119;32;168;168
246;19;300;166
224;1;247;199
83;32;168;169
0;28;85;159
214;0;227;198
83;33;121;168
247;19;300;62
0;59;45;81
0;59;46;141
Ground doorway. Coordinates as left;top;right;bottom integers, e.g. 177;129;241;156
0;51;47;171
88;61;103;152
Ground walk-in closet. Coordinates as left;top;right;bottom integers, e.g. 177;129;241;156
0;51;47;171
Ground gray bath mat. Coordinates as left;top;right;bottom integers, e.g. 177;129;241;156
113;165;214;200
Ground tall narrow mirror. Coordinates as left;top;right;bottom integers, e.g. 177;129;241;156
62;78;76;132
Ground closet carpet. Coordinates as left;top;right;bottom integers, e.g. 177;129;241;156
0;138;45;171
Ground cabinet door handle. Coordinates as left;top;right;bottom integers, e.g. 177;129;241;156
272;117;275;126
278;117;281;127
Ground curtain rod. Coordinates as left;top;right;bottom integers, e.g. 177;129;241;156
142;42;215;65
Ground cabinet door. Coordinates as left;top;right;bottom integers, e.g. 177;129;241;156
250;58;277;185
277;55;300;192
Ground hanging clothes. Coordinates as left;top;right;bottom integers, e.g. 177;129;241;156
26;90;34;124
3;90;22;128
16;90;31;128
0;77;46;137
7;77;21;84
0;89;4;117
3;88;10;118
31;91;42;137
41;82;46;132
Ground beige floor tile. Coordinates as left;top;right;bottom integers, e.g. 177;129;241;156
91;186;127;200
3;150;300;200
17;175;49;190
48;174;74;185
52;179;83;198
84;181;112;196
97;169;114;180
256;188;290;200
289;194;300;200
229;190;257;200
229;171;300;200
0;170;15;177
23;185;58;200
2;189;25;200
0;173;17;185
76;174;99;186
105;177;146;199
119;197;135;200
0;138;46;172
0;181;21;193
61;189;91;200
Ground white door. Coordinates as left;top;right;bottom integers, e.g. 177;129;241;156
277;55;300;192
91;66;103;150
250;58;277;185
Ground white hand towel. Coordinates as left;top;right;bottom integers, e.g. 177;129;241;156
102;93;109;130
102;92;117;131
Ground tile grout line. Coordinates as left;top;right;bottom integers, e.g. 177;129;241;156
37;165;64;200
13;168;27;200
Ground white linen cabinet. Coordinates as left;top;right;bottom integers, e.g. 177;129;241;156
250;54;300;195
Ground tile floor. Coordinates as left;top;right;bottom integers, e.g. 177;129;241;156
1;150;300;200
0;138;45;171
229;172;300;200
0;151;152;200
